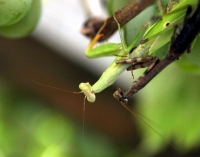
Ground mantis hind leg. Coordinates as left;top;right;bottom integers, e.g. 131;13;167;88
113;14;128;52
113;14;150;54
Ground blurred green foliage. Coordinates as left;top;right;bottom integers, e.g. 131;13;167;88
137;62;200;155
0;80;119;157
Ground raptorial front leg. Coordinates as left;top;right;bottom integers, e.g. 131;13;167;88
114;56;159;103
116;56;158;70
116;56;159;78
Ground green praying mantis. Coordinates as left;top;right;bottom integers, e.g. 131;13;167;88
79;0;199;103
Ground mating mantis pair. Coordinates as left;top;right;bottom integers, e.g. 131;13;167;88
114;1;200;103
80;0;199;103
33;0;200;149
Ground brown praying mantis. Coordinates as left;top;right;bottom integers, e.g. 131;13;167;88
113;0;200;103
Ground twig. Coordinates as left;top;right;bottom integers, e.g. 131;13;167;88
81;0;156;41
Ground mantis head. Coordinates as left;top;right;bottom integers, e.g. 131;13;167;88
79;82;96;103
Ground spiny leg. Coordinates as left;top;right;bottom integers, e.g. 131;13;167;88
116;56;158;79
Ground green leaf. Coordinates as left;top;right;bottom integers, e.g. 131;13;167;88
0;0;41;38
0;0;32;26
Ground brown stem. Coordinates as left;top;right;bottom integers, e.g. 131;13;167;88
81;0;156;41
